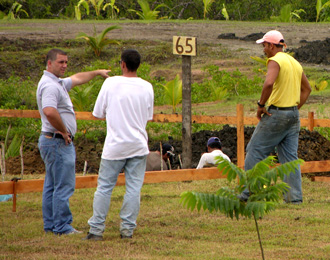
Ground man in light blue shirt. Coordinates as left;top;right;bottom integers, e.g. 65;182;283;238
37;48;110;235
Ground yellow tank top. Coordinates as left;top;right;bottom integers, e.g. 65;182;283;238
267;52;303;107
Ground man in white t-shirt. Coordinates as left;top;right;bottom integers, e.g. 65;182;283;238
196;137;230;169
84;49;154;241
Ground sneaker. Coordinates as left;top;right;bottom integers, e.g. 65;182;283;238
65;228;83;235
82;232;103;241
120;234;132;239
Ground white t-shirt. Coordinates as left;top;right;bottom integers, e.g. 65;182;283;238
196;150;231;169
93;76;154;160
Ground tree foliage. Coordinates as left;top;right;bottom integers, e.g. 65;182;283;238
128;0;168;20
181;156;304;259
181;156;303;219
1;0;325;21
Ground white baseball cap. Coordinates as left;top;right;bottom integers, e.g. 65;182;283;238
256;30;287;47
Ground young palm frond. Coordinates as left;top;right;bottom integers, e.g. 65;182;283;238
162;74;182;113
70;84;95;112
76;25;120;56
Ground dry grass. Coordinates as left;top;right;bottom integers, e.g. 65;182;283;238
1;175;330;260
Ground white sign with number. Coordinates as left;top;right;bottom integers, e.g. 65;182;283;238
173;36;197;56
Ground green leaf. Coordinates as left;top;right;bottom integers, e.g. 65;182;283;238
216;156;245;183
76;25;120;57
5;134;22;159
162;74;182;113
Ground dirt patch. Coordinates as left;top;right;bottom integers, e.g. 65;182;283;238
2;21;330;63
290;38;330;65
6;126;330;176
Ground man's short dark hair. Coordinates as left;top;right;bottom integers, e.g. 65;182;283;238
121;49;141;72
208;142;222;150
46;49;67;64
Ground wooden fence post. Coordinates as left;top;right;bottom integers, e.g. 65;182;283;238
308;112;314;131
236;104;244;169
182;55;192;169
11;178;20;212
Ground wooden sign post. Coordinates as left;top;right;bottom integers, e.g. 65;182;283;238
173;36;197;168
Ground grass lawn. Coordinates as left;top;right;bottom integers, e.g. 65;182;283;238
1;175;330;260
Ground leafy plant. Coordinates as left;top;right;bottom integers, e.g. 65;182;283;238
70;84;95;111
75;0;117;19
89;0;105;17
76;25;121;56
75;0;90;20
5;134;22;159
270;4;305;22
128;0;168;20
221;3;229;20
203;65;263;97
310;80;328;91
181;156;304;260
316;0;330;22
202;0;215;19
103;0;119;19
210;81;228;101
3;124;23;160
0;124;24;180
0;76;37;110
162;74;182;113
5;2;29;20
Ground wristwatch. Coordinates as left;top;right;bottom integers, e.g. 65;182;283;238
257;101;265;108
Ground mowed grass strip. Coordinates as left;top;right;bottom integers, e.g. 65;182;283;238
1;176;330;260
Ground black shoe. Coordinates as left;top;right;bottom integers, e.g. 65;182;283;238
120;234;132;239
82;232;103;241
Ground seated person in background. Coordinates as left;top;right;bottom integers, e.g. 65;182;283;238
146;143;175;171
196;137;230;169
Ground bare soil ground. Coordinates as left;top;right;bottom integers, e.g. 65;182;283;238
2;21;330;175
2;21;330;54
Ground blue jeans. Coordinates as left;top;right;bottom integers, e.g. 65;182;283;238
244;107;302;203
38;135;76;234
88;155;147;237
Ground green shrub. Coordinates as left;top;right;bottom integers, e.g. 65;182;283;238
0;76;37;110
192;65;263;103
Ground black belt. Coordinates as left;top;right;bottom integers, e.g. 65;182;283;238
269;105;298;111
41;131;74;141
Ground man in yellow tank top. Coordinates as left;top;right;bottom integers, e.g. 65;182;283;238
242;30;311;204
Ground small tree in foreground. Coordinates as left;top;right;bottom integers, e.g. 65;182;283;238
181;156;303;260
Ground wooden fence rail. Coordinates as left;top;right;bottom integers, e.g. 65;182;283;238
1;109;329;129
1;160;330;212
1;106;330;212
